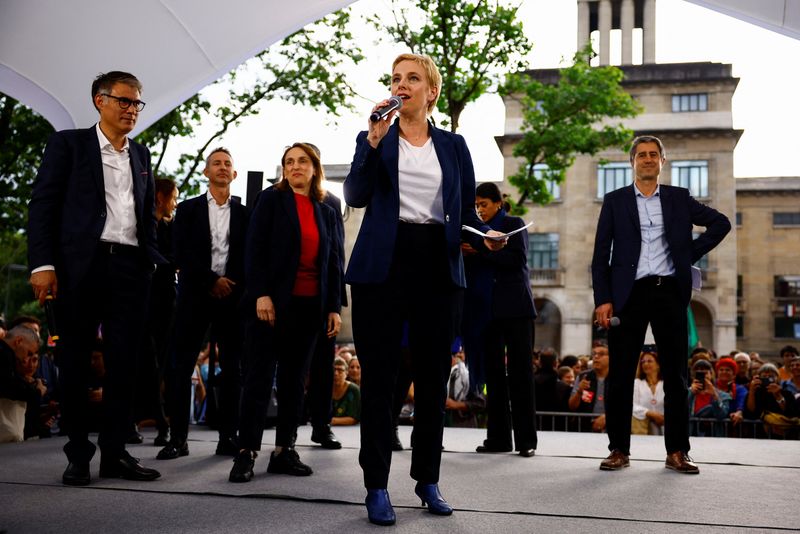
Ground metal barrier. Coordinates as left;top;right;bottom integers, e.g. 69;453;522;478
534;411;799;439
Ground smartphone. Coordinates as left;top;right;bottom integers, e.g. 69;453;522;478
694;370;707;383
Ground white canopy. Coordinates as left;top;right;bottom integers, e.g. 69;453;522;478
1;0;798;134
0;0;354;135
684;1;800;41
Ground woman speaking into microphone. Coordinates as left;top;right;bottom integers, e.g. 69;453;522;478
344;53;505;526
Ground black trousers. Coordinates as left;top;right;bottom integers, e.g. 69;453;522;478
56;243;150;462
606;276;690;455
483;317;537;450
307;334;335;429
135;285;174;430
239;296;321;450
166;290;243;444
352;223;457;489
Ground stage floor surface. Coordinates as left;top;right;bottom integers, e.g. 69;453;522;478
1;425;798;533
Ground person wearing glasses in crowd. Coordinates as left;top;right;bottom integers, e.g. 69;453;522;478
344;53;505;526
28;71;163;485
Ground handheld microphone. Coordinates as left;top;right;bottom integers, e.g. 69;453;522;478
609;317;621;327
369;96;403;122
44;293;59;342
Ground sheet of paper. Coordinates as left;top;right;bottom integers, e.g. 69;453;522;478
462;221;533;241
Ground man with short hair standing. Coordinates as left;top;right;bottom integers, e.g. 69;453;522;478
28;71;163;485
157;147;249;460
591;135;731;474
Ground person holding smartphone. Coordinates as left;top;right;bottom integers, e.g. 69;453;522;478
687;359;730;437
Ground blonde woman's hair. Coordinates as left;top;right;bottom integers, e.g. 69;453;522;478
392;53;442;116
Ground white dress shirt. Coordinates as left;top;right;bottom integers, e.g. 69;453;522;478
397;137;444;224
207;190;231;277
97;123;138;247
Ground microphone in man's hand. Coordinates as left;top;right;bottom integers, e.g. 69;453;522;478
369;96;403;122
44;293;59;342
609;317;621;327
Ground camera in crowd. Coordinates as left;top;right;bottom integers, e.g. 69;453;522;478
759;376;774;388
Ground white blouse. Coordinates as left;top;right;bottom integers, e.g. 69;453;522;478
397;137;444;224
632;378;664;420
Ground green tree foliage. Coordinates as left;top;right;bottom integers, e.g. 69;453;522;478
502;46;641;210
0;95;54;241
369;0;531;132
138;9;363;194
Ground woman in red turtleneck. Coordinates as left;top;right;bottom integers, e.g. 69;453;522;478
230;142;342;483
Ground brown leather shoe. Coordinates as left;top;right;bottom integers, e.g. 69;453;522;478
665;451;699;474
599;450;630;470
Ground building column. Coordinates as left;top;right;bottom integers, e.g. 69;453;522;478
620;0;634;65
643;0;656;64
598;0;612;65
577;0;591;53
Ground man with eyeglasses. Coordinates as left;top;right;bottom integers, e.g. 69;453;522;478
28;71;163;486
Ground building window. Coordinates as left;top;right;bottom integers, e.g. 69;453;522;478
775;275;800;298
735;212;742;226
529;163;560;201
774;317;800;339
597;162;631;198
529;233;559;269
672;93;708;112
736;316;744;339
773;212;800;226
774;275;800;339
692;232;709;270
671;160;708;198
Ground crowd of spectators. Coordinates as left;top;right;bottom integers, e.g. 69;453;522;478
2;307;798;445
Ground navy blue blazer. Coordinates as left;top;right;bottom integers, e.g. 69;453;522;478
244;187;341;319
473;211;537;320
591;183;731;311
343;121;489;287
27;127;162;288
173;193;250;296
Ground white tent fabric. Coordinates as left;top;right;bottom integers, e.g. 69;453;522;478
684;0;800;41
0;0;354;134
1;1;798;134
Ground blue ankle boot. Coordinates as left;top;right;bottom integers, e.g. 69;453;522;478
414;482;453;516
365;489;396;526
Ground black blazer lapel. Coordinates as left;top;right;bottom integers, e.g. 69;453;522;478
429;124;455;211
624;184;641;234
129;142;147;222
281;189;301;243
86;127;105;202
658;184;673;232
384;122;401;192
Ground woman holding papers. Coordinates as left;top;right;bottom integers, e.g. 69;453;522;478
343;53;504;526
464;182;538;459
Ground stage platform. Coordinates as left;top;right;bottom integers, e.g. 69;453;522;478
1;425;798;533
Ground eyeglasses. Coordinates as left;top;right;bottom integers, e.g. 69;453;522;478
101;93;146;112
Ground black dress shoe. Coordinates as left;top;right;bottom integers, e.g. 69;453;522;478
475;440;512;453
518;448;536;457
267;448;313;476
99;452;161;481
229;450;257;483
391;426;403;451
126;431;144;445
215;437;240;456
311;425;342;450
62;462;91;486
154;429;170;447
156;442;189;460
